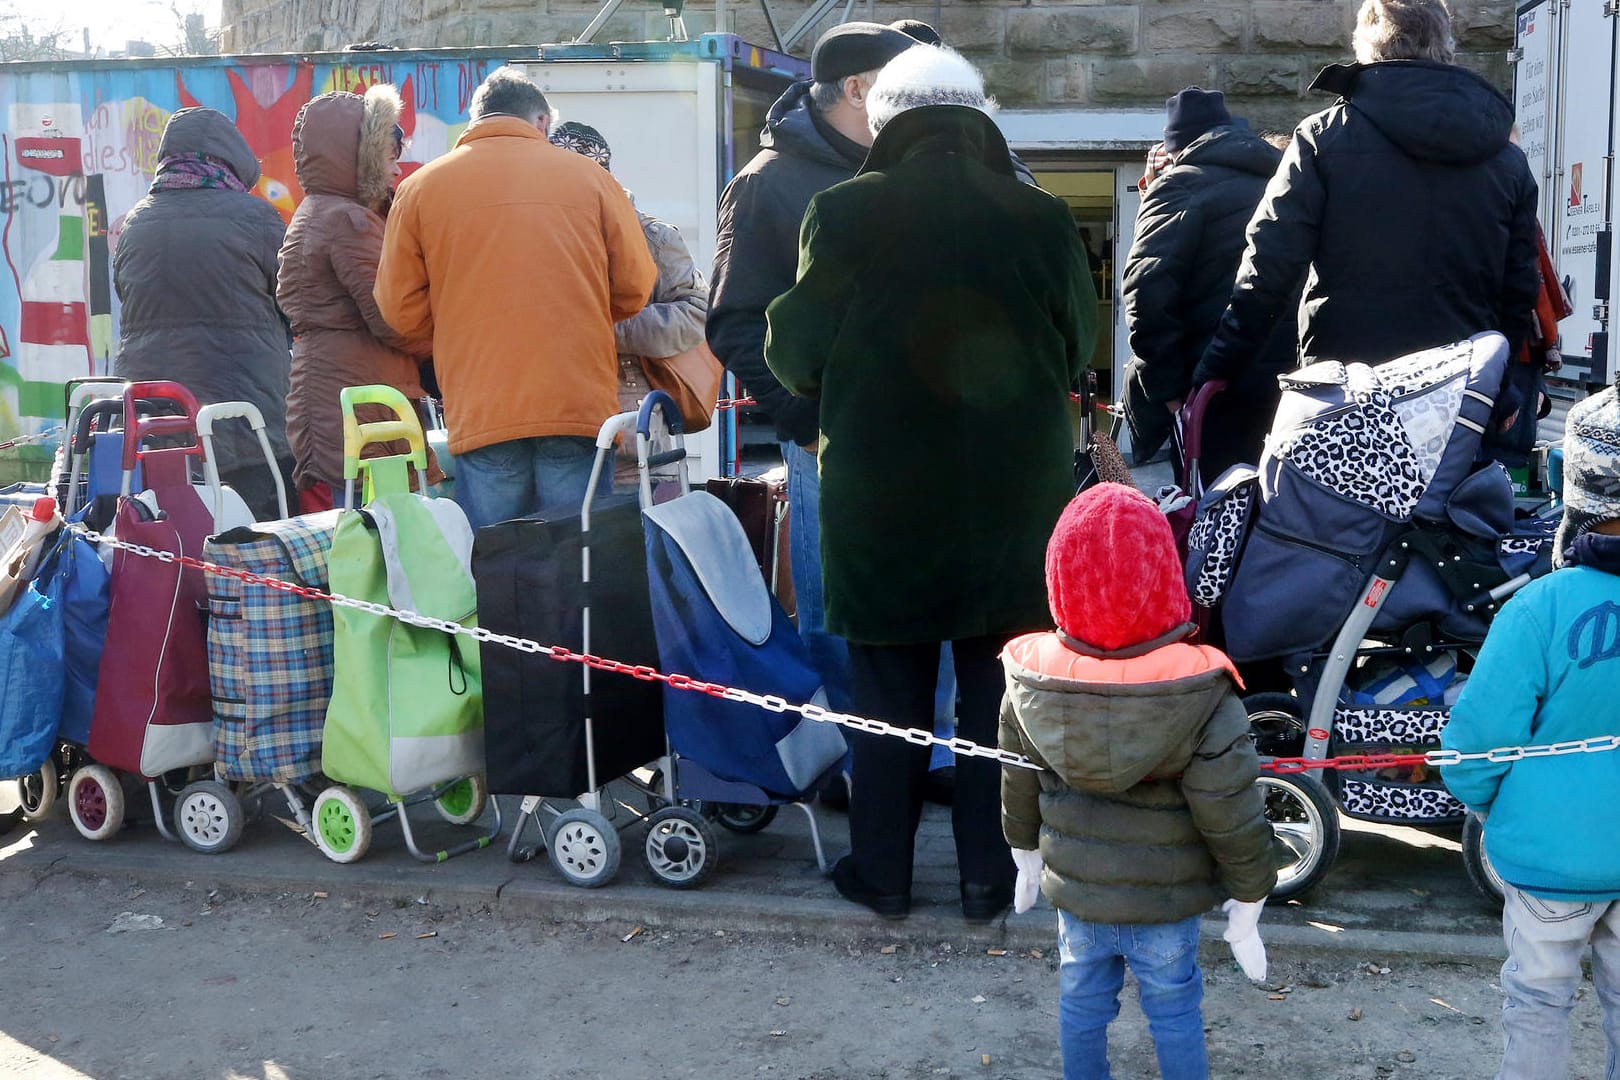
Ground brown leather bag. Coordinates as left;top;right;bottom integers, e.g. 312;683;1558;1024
640;341;723;433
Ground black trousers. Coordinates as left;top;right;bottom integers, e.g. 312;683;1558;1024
845;634;1015;897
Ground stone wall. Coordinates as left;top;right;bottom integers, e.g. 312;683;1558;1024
219;0;1516;132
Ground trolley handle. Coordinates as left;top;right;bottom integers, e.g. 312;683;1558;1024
64;378;128;424
196;401;289;522
120;381;203;472
339;384;428;477
1176;378;1228;497
636;390;685;438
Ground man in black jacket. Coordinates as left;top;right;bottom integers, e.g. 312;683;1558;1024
1194;0;1539;399
1121;88;1296;483
707;22;915;716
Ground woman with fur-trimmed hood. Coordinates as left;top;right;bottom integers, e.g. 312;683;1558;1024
278;85;438;508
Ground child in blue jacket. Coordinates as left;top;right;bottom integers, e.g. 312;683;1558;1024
1441;385;1620;1080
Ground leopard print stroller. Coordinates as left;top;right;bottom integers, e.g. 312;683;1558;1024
1183;332;1558;902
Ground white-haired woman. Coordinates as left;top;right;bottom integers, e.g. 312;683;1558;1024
1194;0;1539;397
765;46;1097;925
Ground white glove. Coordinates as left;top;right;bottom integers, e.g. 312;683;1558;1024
1012;848;1043;914
1221;899;1267;981
1154;485;1193;515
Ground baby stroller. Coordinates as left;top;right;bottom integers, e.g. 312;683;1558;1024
312;385;498;864
69;383;268;843
1183;333;1557;901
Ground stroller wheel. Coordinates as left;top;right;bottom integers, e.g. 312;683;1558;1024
433;775;488;827
68;765;125;842
1257;772;1340;898
174;781;246;855
547;808;621;888
1461;814;1505;906
644;806;718;889
312;786;373;864
1244;692;1307;758
20;756;58;821
712;803;778;835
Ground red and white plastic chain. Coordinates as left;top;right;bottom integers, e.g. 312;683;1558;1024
71;523;1043;771
68;523;1620;776
0;426;65;453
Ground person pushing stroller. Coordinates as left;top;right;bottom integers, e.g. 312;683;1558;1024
999;482;1276;1080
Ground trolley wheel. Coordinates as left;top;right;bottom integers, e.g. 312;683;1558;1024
67;764;125;842
643;806;719;889
312;786;373;864
1258;771;1340;898
20;755;59;821
173;781;246;855
547;808;621;888
712;803;778;835
1461;813;1505;906
434;775;488;827
1244;691;1307;758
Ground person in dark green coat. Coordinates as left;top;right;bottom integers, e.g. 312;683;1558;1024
765;46;1097;922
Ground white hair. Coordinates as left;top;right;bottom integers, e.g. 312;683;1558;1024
1353;0;1456;64
865;46;995;136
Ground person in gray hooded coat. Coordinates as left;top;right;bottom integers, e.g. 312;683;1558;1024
114;106;293;520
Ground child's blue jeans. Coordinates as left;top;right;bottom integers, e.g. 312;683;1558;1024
1057;910;1209;1080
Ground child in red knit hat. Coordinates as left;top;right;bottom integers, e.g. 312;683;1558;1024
999;482;1276;1080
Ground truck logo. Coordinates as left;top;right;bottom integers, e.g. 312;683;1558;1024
1571;162;1584;209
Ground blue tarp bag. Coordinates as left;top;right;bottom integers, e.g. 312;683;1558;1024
36;520;109;746
0;581;64;776
642;491;846;798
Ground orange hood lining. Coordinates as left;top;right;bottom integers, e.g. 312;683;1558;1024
1002;631;1244;689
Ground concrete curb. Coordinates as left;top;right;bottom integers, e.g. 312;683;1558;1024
7;843;1506;964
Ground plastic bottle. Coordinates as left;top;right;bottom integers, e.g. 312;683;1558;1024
0;496;62;616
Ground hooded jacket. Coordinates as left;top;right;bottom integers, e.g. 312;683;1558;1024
278;88;431;493
1441;533;1620;903
374;114;656;456
766;106;1095;645
1196;61;1540;384
113;107;291;479
999;632;1277;924
1121;125;1298;476
708;81;867;447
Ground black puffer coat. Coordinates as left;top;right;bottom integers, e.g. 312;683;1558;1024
1121;125;1297;474
1196;61;1540;385
708;81;865;447
114;108;291;487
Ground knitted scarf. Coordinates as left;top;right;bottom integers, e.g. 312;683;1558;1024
149;153;250;195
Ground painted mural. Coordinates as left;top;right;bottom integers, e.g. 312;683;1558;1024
0;51;526;451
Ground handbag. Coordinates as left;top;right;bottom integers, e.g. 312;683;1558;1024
639;342;723;433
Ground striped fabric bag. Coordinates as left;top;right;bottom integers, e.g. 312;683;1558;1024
205;511;341;784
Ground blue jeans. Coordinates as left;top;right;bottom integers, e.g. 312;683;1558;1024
454;435;607;532
1058;911;1209;1080
782;442;851;712
1499;885;1620;1080
931;644;956;772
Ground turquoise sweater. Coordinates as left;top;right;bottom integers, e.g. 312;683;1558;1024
1441;554;1620;901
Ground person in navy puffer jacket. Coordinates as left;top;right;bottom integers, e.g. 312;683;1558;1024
1441;384;1620;1080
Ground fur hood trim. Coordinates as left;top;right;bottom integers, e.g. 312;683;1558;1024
357;84;403;211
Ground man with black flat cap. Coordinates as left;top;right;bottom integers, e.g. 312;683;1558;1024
707;21;916;726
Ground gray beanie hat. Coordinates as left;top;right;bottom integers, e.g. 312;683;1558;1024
1556;384;1620;565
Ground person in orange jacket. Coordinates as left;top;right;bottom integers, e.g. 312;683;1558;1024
375;66;656;529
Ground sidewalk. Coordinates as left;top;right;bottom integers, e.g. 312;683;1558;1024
1;784;1506;963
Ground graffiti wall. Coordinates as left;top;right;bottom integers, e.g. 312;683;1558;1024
0;50;530;445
